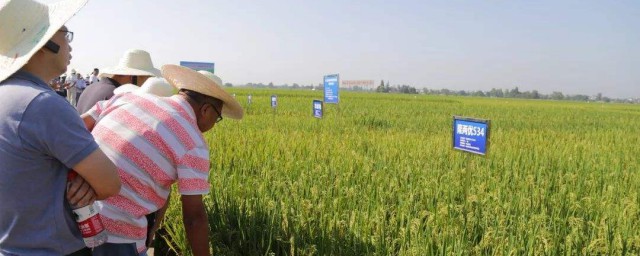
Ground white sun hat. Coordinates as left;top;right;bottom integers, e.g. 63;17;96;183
139;77;176;97
163;64;243;119
197;70;223;88
113;78;176;97
0;0;88;82
100;49;161;78
113;83;139;95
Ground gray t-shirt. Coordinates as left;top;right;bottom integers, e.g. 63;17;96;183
0;70;99;255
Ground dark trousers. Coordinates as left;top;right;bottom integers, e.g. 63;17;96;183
66;247;91;256
92;243;139;256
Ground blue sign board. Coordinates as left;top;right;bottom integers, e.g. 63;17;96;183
313;100;323;118
323;74;339;104
453;116;490;155
271;95;277;108
179;61;215;73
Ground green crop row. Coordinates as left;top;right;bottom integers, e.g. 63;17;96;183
158;88;640;255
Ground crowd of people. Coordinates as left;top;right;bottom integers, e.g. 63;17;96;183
50;68;98;107
0;0;242;255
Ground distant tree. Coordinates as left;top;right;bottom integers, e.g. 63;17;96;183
224;83;233;87
292;83;300;89
488;88;503;97
472;90;485;97
510;87;521;98
268;82;274;88
531;90;540;99
550;91;564;100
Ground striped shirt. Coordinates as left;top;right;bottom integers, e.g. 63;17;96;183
87;93;211;252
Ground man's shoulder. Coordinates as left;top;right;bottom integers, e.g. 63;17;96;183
0;77;57;102
83;80;116;93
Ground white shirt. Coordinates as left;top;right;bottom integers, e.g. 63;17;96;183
89;74;99;84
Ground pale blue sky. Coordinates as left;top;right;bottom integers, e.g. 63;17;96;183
45;0;639;98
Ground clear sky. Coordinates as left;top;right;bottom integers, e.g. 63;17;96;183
44;0;639;98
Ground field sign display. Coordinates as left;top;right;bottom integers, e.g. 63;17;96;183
453;116;490;155
323;74;339;104
248;94;252;105
271;95;277;108
313;100;323;118
179;61;215;73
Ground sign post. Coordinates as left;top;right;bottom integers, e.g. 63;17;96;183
271;95;277;114
452;116;490;155
313;100;323;119
323;74;339;104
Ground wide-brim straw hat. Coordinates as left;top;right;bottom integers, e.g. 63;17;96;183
100;49;161;78
0;0;88;82
162;64;243;119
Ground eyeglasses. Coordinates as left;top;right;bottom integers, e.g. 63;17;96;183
210;103;223;123
59;29;73;42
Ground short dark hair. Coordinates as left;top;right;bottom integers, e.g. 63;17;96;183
180;89;222;106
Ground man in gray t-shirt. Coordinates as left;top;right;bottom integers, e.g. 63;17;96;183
0;0;121;255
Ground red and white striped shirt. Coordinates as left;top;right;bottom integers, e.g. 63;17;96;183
87;93;210;252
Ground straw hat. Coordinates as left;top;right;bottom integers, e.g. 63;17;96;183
162;64;243;119
0;0;88;82
100;49;160;78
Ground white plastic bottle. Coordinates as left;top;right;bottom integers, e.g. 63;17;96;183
68;171;108;247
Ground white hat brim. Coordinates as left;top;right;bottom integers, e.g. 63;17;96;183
100;66;161;78
0;0;88;82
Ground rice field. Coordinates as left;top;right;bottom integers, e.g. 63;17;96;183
158;88;640;255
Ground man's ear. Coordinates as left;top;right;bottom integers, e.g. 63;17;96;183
197;103;208;119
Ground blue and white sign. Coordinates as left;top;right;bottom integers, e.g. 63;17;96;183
453;116;490;155
313;100;323;118
323;74;339;104
179;61;215;73
271;95;277;108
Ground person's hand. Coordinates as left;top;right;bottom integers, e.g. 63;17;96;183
66;174;97;208
49;80;65;90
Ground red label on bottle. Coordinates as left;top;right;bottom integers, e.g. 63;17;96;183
77;214;105;238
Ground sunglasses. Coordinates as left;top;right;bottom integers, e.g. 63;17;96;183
209;103;223;123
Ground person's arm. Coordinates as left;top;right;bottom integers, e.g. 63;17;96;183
146;193;171;247
71;148;120;200
81;113;96;131
182;194;210;256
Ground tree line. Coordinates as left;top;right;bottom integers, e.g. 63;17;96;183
375;80;638;103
